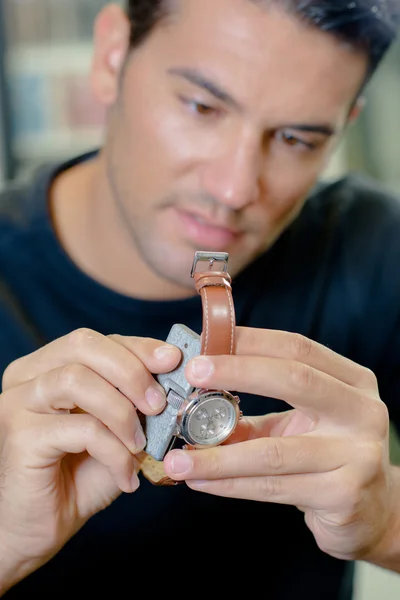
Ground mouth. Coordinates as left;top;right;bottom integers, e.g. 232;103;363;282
174;208;241;249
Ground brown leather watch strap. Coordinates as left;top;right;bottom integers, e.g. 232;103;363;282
139;252;235;487
192;270;236;356
137;451;179;486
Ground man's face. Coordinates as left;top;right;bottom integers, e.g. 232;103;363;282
98;0;367;289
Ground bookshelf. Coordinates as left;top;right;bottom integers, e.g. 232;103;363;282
0;0;113;181
8;42;95;75
0;0;399;190
0;0;14;182
7;40;105;168
13;128;103;163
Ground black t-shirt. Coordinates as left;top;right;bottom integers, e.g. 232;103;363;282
0;152;399;599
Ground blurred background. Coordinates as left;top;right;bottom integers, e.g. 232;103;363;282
0;0;400;192
0;0;113;184
0;1;399;598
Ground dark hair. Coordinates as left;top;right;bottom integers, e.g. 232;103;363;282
126;0;400;79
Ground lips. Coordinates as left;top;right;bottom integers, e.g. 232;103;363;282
175;208;240;249
185;210;239;233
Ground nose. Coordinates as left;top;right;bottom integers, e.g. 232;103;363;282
200;135;261;211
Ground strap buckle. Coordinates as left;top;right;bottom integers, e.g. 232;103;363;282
190;251;229;278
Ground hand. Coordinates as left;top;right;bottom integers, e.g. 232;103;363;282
163;326;395;562
0;328;181;592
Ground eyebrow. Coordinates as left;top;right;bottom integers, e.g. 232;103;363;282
167;67;244;111
168;66;338;137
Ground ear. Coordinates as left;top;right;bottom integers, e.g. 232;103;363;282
90;4;131;106
348;96;367;124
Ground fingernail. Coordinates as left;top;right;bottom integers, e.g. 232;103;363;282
145;385;166;411
154;345;178;360
135;429;147;451
190;357;214;380
170;452;193;475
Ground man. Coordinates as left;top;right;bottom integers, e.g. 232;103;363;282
0;0;399;597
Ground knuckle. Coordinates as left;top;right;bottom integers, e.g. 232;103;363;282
202;451;224;479
333;473;363;516
114;401;137;427
107;333;122;343
260;475;283;498
68;328;102;349
54;415;69;436
289;361;316;391
79;414;103;439
260;440;284;471
131;336;148;348
108;334;147;351
343;483;363;516
365;399;389;438
357;366;378;391
0;388;12;419
218;478;235;493
56;363;89;391
289;334;313;361
2;358;21;391
359;441;385;478
2;363;13;390
126;370;148;397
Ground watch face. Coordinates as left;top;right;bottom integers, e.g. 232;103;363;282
180;390;240;447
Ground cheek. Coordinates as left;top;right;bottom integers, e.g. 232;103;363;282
123;88;199;175
258;158;324;232
109;102;191;203
267;152;327;210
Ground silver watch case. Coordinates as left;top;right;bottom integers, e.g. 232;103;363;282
179;388;241;448
144;323;241;461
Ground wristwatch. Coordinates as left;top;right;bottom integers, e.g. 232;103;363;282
138;251;241;486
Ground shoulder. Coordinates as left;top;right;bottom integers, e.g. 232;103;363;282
303;172;400;279
305;172;400;233
0;172;53;373
0;178;32;226
0;162;53;239
287;173;400;272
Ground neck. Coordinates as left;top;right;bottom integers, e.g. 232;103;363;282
49;152;195;301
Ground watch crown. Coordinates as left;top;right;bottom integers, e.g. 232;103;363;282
167;390;186;410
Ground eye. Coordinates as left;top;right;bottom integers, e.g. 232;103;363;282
180;96;219;117
192;102;215;116
276;130;316;151
281;132;301;146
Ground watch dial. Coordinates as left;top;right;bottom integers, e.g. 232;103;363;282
186;394;238;446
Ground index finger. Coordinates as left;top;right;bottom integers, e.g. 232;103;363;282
186;353;370;425
3;329;181;390
234;327;378;391
2;329;181;416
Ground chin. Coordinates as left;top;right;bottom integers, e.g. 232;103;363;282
143;244;195;286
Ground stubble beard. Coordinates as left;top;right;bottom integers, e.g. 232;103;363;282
105;147;199;292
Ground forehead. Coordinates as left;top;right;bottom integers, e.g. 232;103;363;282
133;0;368;120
